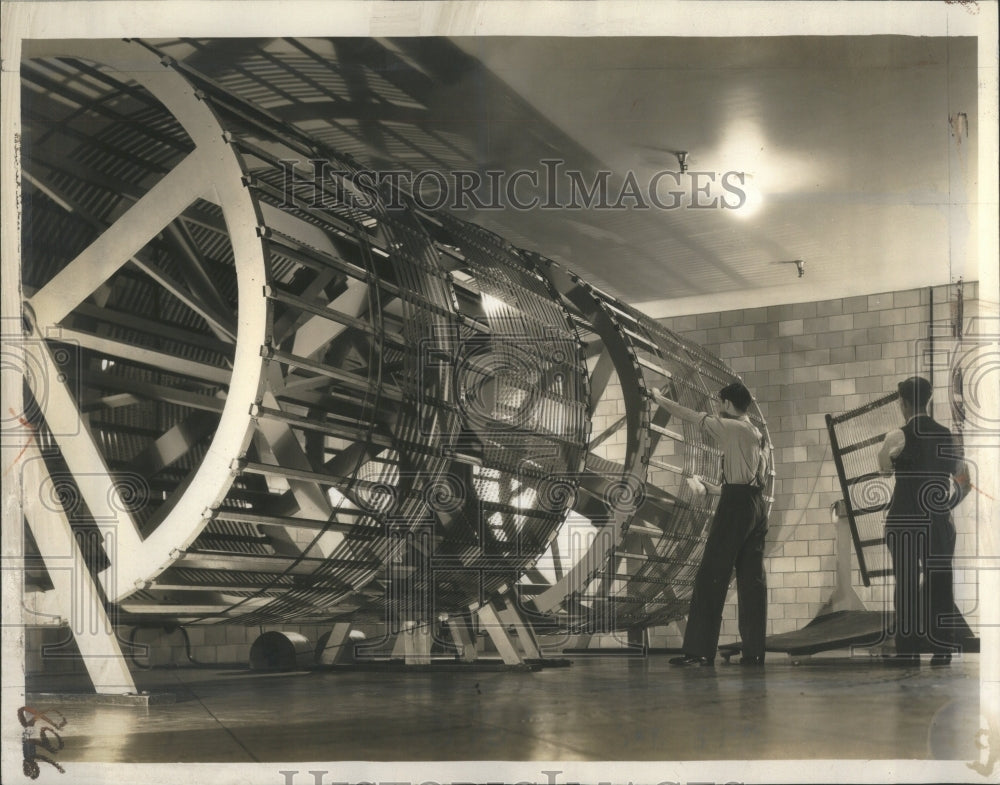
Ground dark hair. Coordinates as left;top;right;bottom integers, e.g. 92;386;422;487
719;381;753;412
897;376;932;411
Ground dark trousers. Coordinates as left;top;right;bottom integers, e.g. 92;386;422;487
683;485;768;659
885;518;956;654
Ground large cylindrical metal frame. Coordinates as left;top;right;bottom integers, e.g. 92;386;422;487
19;38;774;634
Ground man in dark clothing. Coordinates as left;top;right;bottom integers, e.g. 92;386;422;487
877;376;965;665
654;381;771;667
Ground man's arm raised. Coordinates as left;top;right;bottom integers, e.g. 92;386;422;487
650;389;705;424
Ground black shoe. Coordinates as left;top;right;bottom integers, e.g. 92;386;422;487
881;654;921;666
669;654;713;667
739;655;765;666
930;654;952;666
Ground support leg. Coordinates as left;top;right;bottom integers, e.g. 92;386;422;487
446;614;478;663
401;620;431;665
816;506;868;617
21;445;137;694
492;598;542;661
317;622;353;665
476;602;523;665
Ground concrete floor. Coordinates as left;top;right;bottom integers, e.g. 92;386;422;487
25;652;981;765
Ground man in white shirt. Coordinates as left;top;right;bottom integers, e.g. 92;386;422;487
655;381;770;667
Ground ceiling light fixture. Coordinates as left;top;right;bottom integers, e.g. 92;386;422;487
774;259;805;278
636;145;689;173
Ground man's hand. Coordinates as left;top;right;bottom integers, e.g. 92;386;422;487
685;476;707;496
952;462;973;505
686;474;721;496
877;428;905;475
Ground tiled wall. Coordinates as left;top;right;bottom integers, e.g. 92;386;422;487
650;281;981;647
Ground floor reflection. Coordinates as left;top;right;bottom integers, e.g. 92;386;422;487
32;654;981;763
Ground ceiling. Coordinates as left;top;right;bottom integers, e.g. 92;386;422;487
459;36;977;312
66;34;984;316
356;35;978;314
452;36;981;315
